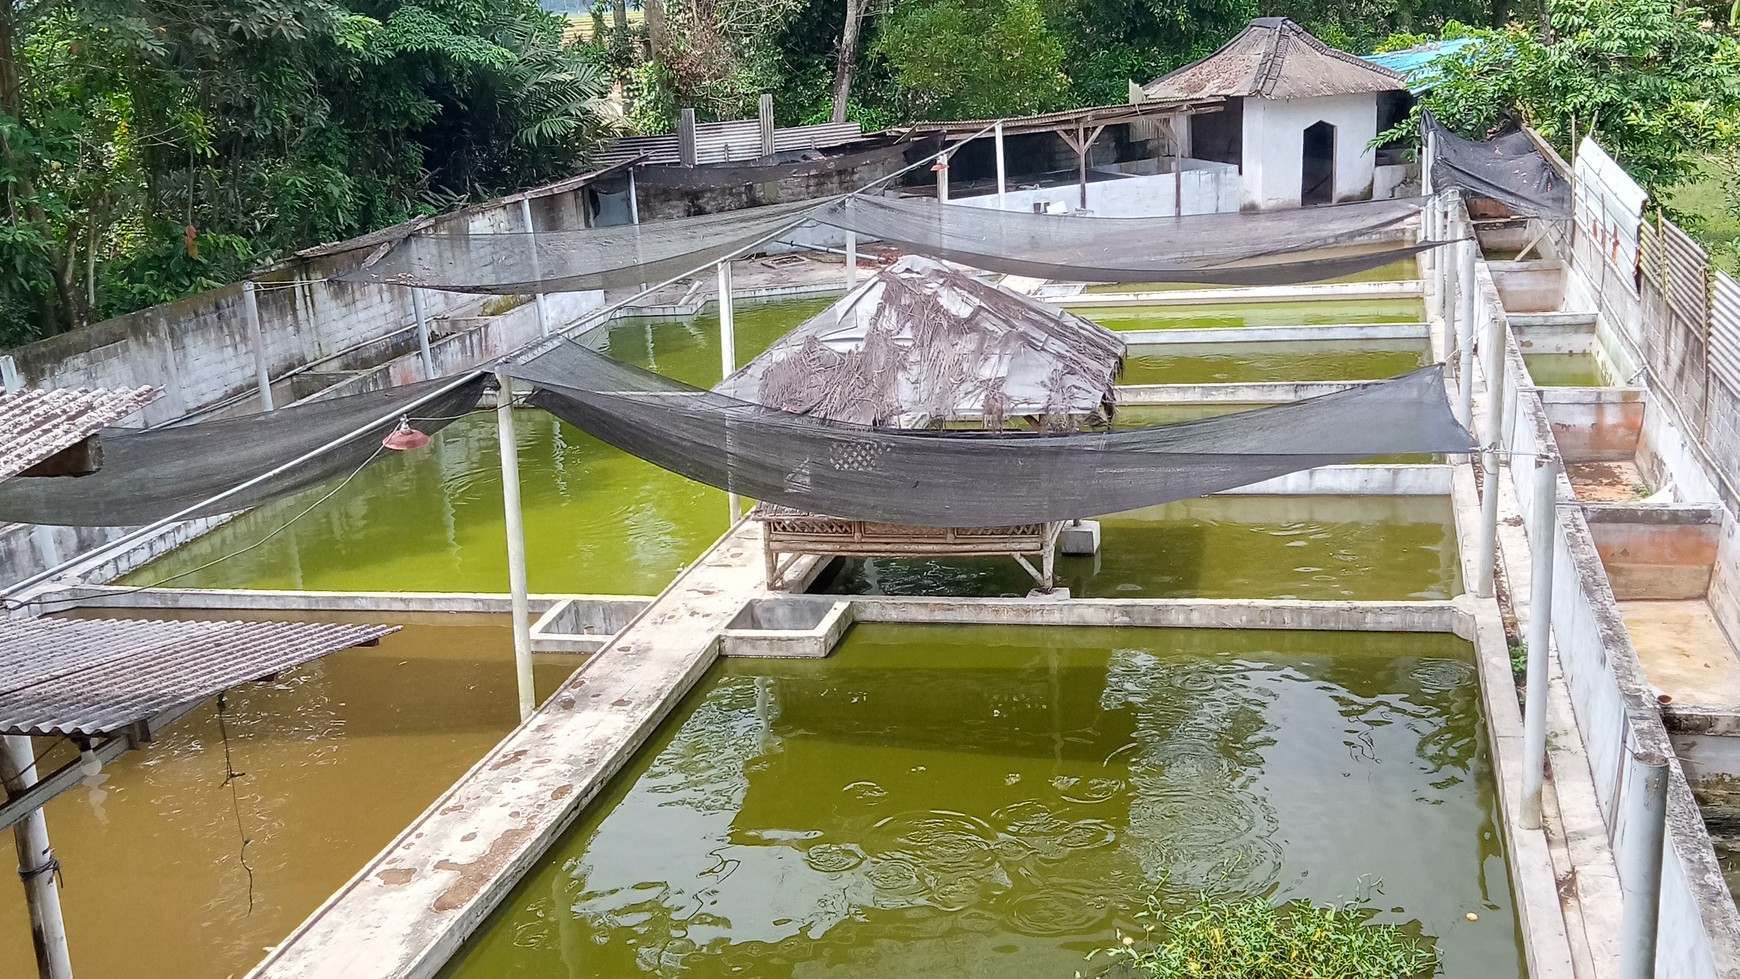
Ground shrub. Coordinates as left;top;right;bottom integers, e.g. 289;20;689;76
1082;892;1438;979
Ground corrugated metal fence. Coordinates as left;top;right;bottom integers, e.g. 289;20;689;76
1639;215;1713;436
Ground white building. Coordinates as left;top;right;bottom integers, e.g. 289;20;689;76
1140;18;1411;211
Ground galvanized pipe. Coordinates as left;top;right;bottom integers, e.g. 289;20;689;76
1522;454;1559;828
1619;751;1670;979
410;288;435;379
518;198;551;338
1458;235;1478;424
845;231;858;291
241;280;275;411
2;735;73;979
717;261;741;517
994;121;1007;209
494;371;536;720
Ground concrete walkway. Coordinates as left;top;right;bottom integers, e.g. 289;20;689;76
248;521;776;979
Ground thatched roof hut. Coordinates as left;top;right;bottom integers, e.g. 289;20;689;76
716;256;1124;429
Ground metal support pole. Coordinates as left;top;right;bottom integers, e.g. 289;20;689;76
844;231;858;291
1522;455;1559;828
1458;235;1477;425
495;372;536;721
1620;751;1671;979
1171;115;1184;218
410;288;435;379
937;151;950;204
3;735;73;979
1475;293;1507;599
518;198;551;338
0;355;21;393
994;121;1007;210
717;261;741;516
241;280;275;411
627;169;641;225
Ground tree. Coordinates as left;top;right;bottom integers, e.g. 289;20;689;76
0;0;613;344
829;0;866;124
871;0;1067;120
1394;0;1740;192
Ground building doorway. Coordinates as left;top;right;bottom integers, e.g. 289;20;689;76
1301;121;1336;206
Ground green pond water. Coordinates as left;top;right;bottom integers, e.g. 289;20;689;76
1121;340;1428;385
1077;298;1426;330
441;623;1523;979
814;496;1461;600
0;611;582;979
122;299;833;594
1081;257;1422;293
1524;353;1611;388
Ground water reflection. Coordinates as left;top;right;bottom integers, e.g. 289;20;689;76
444;625;1522;978
814;496;1462;600
124;299;833;595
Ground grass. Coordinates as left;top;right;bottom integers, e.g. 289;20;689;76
1082;891;1437;979
1661;160;1740;278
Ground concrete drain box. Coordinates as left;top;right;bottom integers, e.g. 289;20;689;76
721;596;854;658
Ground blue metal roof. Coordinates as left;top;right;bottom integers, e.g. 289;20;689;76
1364;37;1480;92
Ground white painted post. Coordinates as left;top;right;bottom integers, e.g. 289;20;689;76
2;735;73;979
937;151;950;204
1458;235;1477;425
844;231;858;291
495;372;536;721
1475;293;1507;598
518;198;551;338
717;260;741;517
241;280;275;411
994;121;1008;209
410;288;435;379
1620;751;1670;979
629;170;645;293
1522;455;1558;828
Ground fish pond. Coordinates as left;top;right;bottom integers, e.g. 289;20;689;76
441;623;1523;978
814;495;1461;600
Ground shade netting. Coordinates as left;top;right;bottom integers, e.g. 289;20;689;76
343;195;1455;294
813;196;1448;285
503;343;1472;528
0;376;489;527
343;200;824;294
1426;112;1570;218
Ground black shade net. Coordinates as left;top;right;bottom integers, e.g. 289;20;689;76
1425;112;1570;218
0;375;490;527
344;194;1455;295
630;135;939;190
503;343;1473;528
813;196;1451;285
342;199;825;294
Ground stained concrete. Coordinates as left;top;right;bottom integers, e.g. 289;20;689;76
1620;600;1740;705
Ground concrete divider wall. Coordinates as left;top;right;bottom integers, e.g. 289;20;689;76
2;172;609;425
954;164;1241;217
1494;223;1740;976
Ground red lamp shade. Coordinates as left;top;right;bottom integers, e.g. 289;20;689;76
382;415;431;451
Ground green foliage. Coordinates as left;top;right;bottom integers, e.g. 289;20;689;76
1083;892;1438;979
872;0;1068;120
1389;0;1740;192
1;0;614;341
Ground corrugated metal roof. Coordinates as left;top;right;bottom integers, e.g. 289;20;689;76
1143;18;1405;101
0;617;398;737
1363;36;1479;93
902;98;1226;139
0;386;161;480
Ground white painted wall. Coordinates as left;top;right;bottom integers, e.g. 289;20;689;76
1240;93;1381;210
953;164;1240;218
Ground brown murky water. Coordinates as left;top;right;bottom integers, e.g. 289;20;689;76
0;610;577;979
